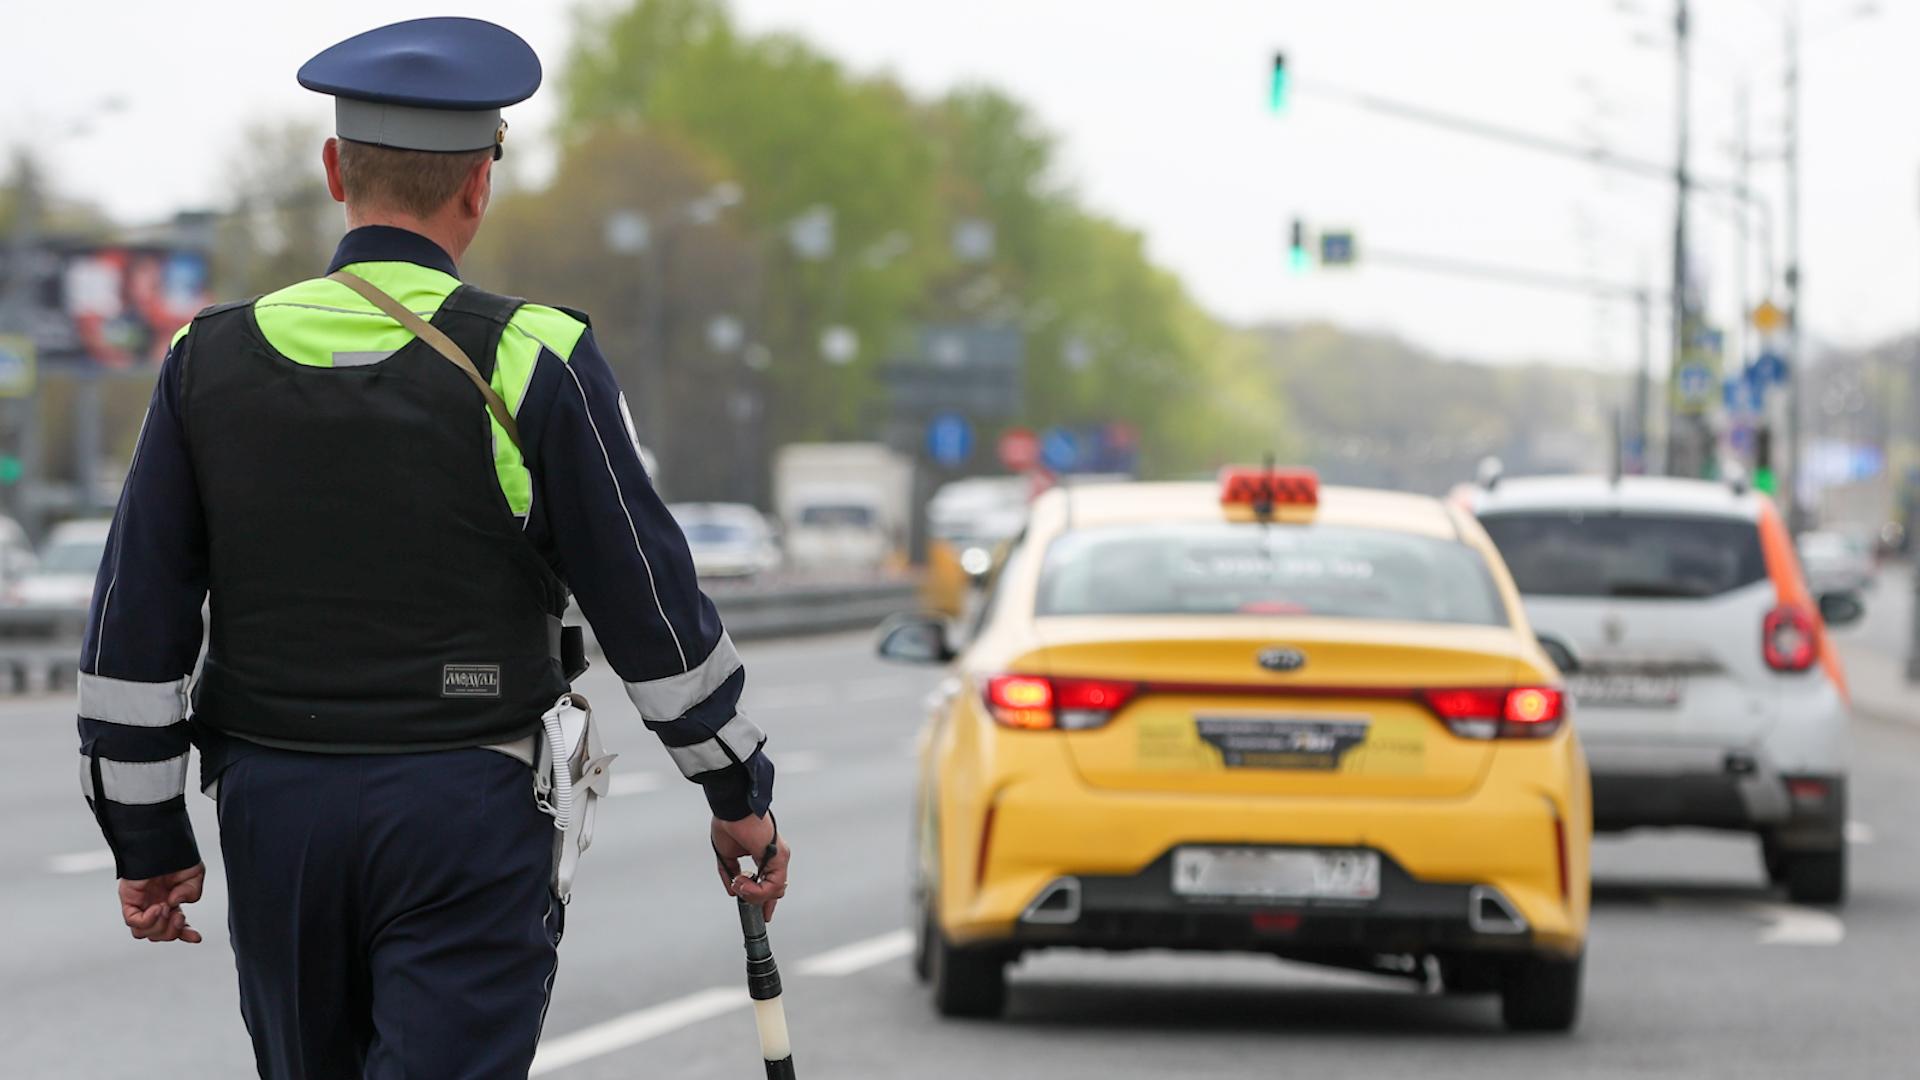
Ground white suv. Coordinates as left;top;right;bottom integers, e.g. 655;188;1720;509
1466;476;1856;904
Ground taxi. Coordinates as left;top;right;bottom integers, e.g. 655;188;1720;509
877;469;1591;1031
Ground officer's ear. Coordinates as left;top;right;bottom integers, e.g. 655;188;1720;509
321;138;347;205
460;154;493;221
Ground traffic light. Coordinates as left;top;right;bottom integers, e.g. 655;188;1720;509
0;455;21;486
1270;53;1289;113
1288;217;1310;273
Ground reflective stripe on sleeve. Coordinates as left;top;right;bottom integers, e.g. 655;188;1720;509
78;673;189;728
625;633;742;721
663;713;765;778
79;752;190;805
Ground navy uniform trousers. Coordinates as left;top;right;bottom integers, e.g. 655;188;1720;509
216;743;563;1079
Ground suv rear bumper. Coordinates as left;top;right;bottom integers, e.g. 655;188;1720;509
1593;767;1845;845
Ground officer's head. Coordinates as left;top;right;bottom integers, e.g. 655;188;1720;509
300;17;541;260
321;139;494;255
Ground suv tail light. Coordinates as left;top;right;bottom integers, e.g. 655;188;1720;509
1764;604;1817;672
984;675;1139;730
1422;686;1566;739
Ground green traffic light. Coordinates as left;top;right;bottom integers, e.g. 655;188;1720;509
0;456;22;486
1270;53;1289;113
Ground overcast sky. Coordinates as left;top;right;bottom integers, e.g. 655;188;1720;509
5;0;1915;377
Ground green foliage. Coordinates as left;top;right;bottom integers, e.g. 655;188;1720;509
549;0;1288;484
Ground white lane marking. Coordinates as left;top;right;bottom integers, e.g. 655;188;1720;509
609;773;662;798
530;987;747;1076
843;675;918;702
47;849;116;875
531;930;911;1072
1846;820;1875;845
1751;902;1845;946
750;683;837;711
780;750;823;775
793;929;913;977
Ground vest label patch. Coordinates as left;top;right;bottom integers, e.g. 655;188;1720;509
442;664;502;698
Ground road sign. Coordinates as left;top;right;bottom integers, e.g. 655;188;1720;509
1752;350;1787;386
1751;300;1787;335
1040;427;1081;472
925;412;974;467
997;427;1039;472
0;335;35;398
1319;231;1356;267
1676;362;1715;412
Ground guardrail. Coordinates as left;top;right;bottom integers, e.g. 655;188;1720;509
703;578;919;642
0;578;921;695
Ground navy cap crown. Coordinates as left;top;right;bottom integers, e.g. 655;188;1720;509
298;16;541;111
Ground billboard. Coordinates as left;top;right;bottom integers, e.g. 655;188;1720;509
2;244;212;369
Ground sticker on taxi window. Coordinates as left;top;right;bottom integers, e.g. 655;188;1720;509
1195;716;1369;770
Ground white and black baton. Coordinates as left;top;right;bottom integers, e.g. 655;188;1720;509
737;896;795;1078
722;828;794;1078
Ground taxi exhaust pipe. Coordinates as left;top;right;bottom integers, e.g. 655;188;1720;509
1467;886;1529;935
1020;877;1083;925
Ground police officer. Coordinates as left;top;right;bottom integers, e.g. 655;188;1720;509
74;17;789;1076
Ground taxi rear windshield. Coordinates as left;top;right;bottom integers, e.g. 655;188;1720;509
1478;512;1766;599
1035;523;1507;626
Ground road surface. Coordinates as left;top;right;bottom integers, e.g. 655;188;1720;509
5;619;1917;1077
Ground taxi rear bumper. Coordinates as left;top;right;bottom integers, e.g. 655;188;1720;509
1006;849;1542;962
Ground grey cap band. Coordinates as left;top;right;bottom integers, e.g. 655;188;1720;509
335;98;501;153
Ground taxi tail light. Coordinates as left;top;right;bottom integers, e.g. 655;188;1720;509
1764;604;1818;672
1422;686;1565;739
984;675;1139;730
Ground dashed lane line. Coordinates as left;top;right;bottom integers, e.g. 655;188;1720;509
529;929;908;1075
1751;902;1845;946
793;929;913;976
47;849;115;875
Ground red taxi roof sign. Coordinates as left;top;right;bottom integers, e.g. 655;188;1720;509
1219;466;1319;514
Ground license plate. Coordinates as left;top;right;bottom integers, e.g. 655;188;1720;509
1568;672;1684;709
1171;847;1380;902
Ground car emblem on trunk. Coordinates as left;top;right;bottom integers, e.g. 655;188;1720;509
1257;647;1307;673
1602;615;1626;645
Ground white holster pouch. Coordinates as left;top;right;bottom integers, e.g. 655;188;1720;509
532;692;617;902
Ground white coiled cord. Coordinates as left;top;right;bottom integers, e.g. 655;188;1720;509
541;707;574;833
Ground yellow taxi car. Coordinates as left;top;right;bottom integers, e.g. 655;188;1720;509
876;469;1592;1031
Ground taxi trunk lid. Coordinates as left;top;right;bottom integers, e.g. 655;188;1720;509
1028;616;1531;799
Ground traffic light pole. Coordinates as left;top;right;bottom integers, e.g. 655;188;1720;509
1355;247;1660;474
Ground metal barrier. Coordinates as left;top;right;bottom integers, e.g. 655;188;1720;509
0;579;920;696
0;607;86;694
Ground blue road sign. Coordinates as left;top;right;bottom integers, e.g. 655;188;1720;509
926;411;974;466
1752;350;1787;386
1319;231;1356;267
1676;362;1715;406
1040;426;1081;472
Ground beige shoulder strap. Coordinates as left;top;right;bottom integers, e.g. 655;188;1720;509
326;270;522;453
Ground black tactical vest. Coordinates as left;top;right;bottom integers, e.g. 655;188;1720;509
179;285;570;753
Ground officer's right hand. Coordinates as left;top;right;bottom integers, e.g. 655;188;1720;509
119;862;206;944
712;814;791;921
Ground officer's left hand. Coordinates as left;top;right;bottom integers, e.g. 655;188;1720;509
119;862;206;944
712;814;791;922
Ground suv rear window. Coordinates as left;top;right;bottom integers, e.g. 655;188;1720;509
1479;512;1766;599
1036;523;1507;626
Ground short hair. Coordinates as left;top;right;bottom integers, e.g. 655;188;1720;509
336;140;489;218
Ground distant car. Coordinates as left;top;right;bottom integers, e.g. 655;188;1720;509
1470;476;1856;904
783;493;892;574
13;519;112;609
668;503;782;581
881;468;1591;1031
1797;530;1874;597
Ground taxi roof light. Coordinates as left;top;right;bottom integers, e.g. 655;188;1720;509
1219;466;1319;516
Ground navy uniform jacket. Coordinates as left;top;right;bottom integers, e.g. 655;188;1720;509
77;226;774;880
